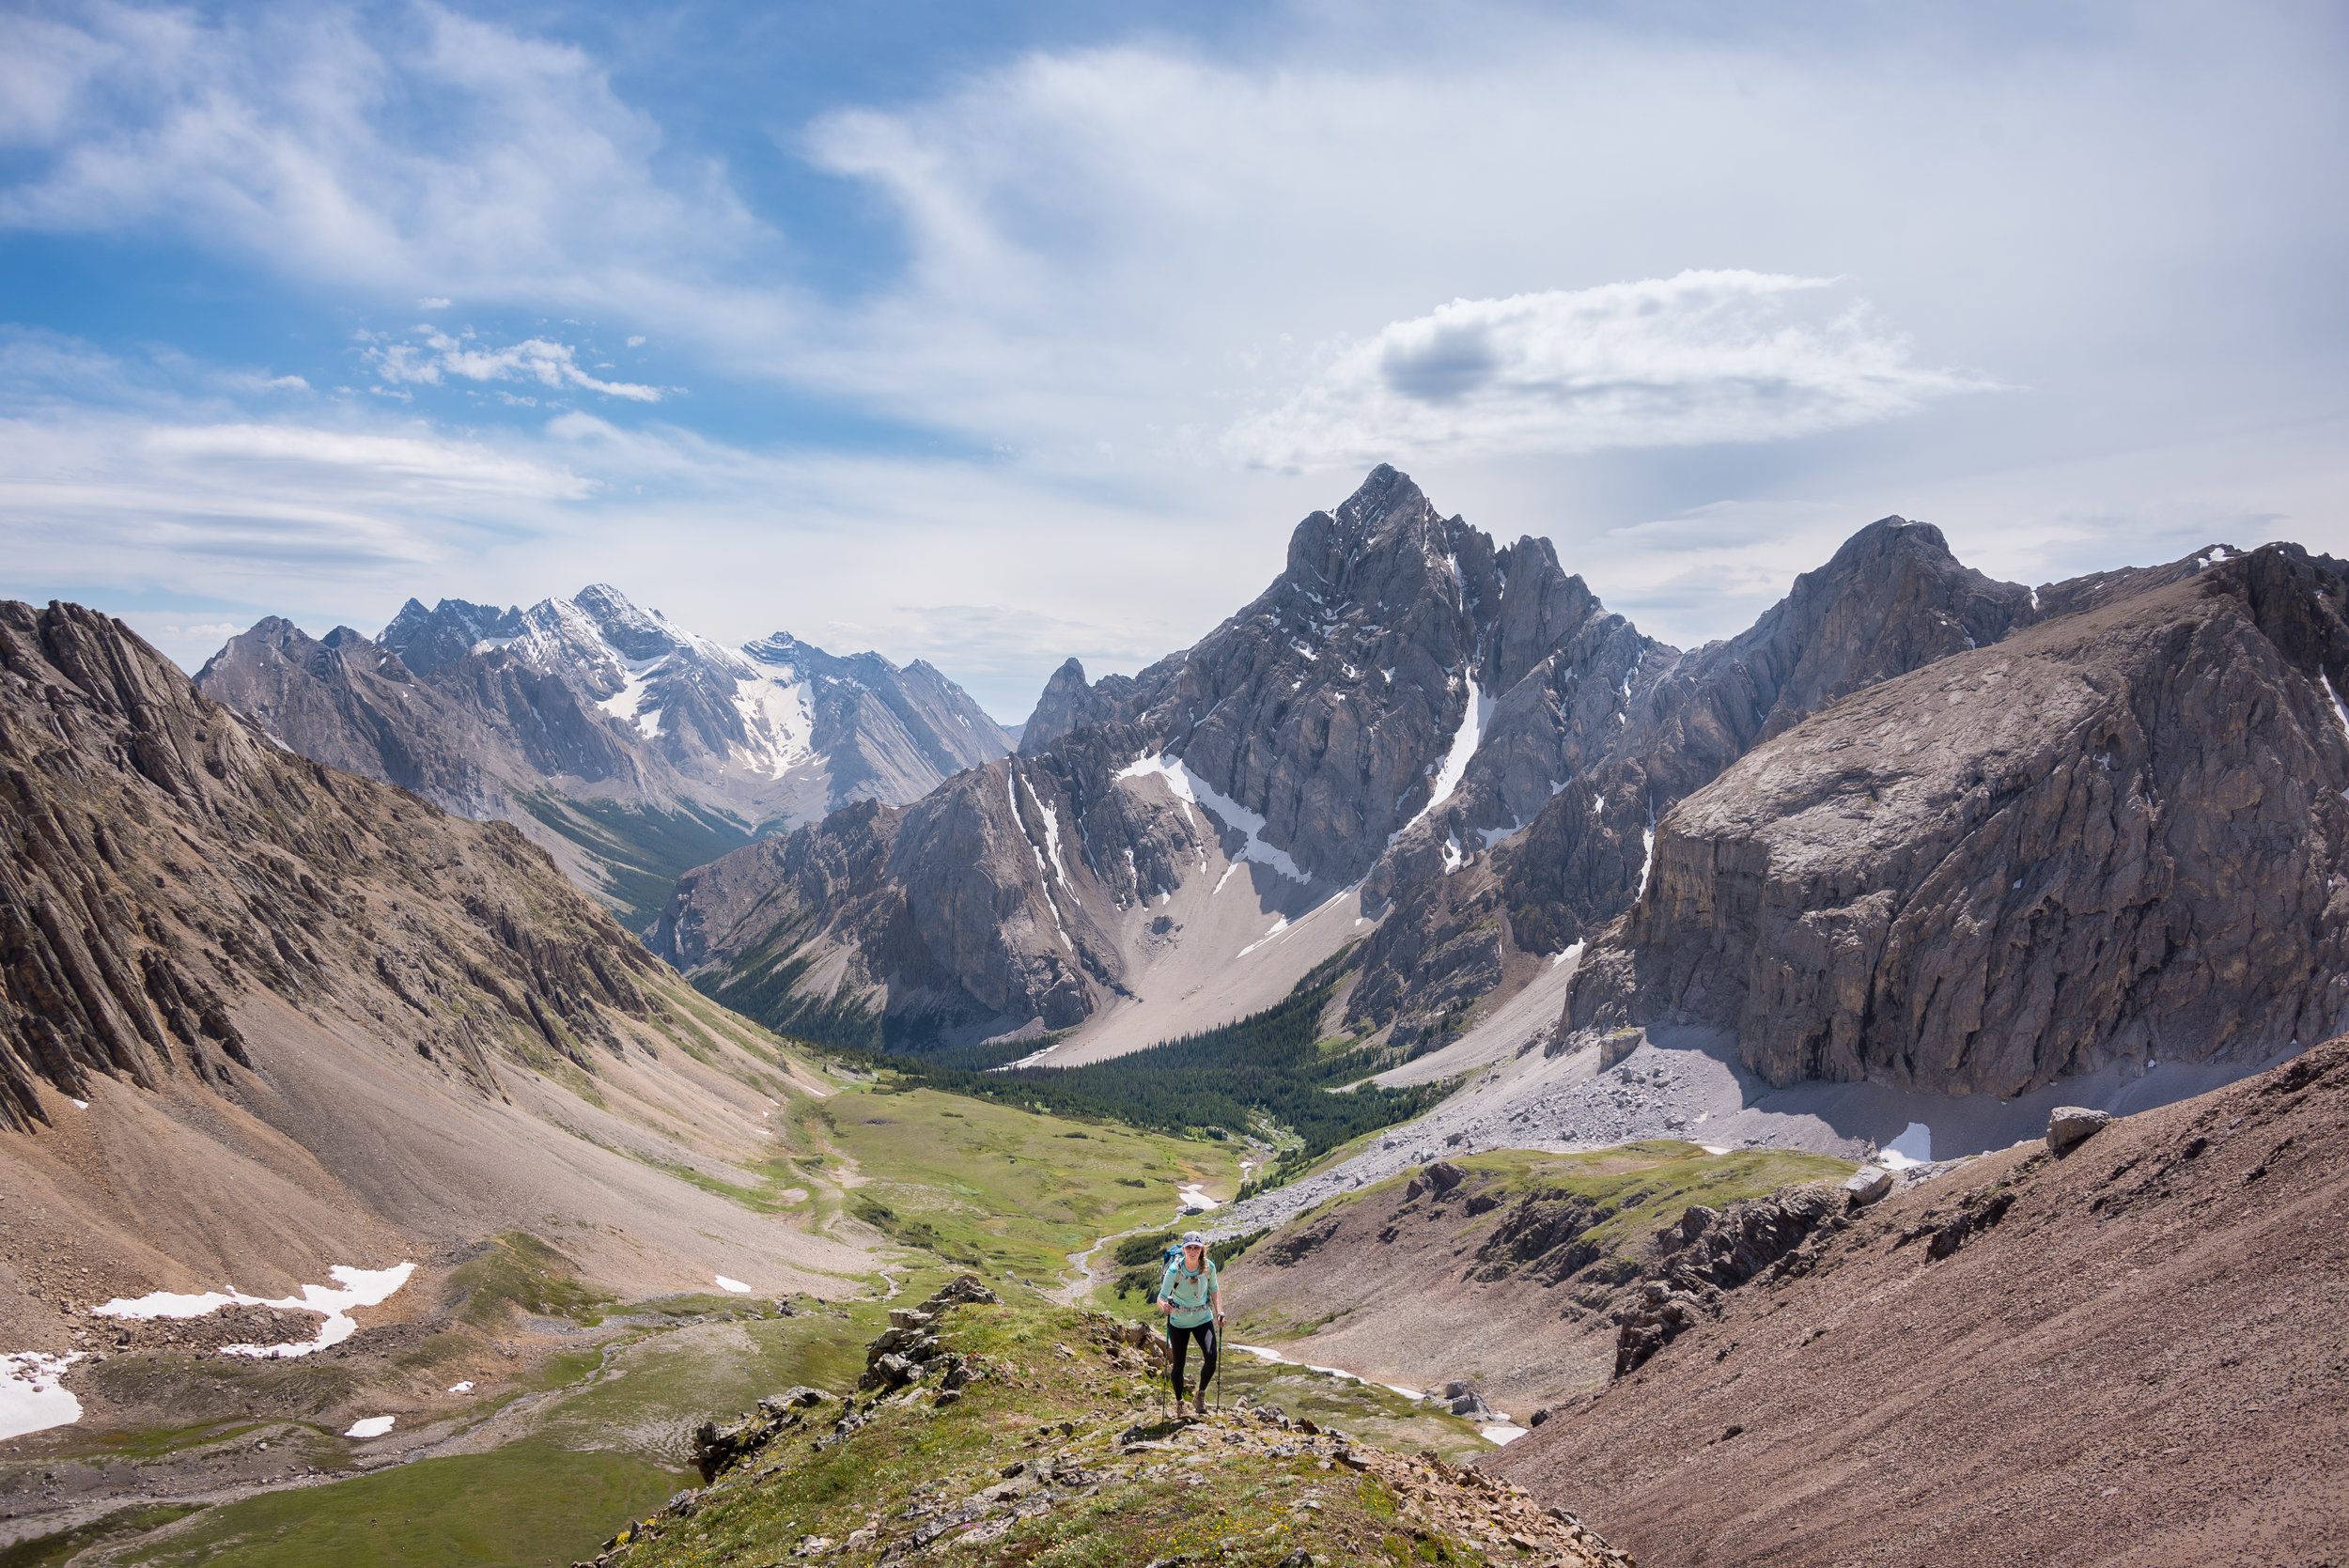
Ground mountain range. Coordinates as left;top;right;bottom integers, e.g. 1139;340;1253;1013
643;465;2348;1105
192;585;1013;926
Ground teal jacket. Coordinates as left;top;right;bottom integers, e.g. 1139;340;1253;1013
1159;1257;1219;1330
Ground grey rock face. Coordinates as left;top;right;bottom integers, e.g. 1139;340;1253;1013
1567;546;2349;1095
661;465;1625;1043
1018;659;1132;756
1347;516;2048;1044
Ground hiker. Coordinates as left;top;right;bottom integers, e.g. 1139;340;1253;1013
1157;1230;1223;1415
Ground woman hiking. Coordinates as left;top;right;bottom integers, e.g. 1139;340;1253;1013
1157;1231;1223;1416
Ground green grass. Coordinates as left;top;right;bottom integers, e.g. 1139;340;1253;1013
843;959;1437;1170
616;1297;1502;1568
443;1231;619;1328
115;1443;682;1568
0;1505;206;1568
806;1082;1245;1283
1416;1141;1857;1254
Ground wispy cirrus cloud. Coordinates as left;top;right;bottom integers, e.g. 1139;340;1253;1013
1225;272;1991;469
363;328;661;402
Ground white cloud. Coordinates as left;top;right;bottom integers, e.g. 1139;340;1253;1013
0;2;771;313
364;329;661;401
1224;272;1988;469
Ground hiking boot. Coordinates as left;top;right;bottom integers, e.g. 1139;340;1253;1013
1193;1393;1209;1417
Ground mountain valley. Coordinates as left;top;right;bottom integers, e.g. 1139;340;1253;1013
8;465;2349;1568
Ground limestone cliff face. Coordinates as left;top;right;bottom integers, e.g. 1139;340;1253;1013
1348;518;2046;1043
1565;546;2349;1094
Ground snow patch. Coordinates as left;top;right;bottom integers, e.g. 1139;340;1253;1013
1237;916;1291;957
595;656;669;738
2321;675;2349;792
448;1381;474;1394
728;670;817;779
1116;754;1309;883
1552;939;1586;970
345;1415;396;1438
94;1262;416;1359
1176;1183;1221;1211
1393;678;1490;846
1878;1122;1934;1169
1441;833;1464;874
714;1276;752;1295
0;1351;83;1440
2029;586;2041;611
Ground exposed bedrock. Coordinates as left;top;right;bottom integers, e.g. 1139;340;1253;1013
1567;545;2349;1095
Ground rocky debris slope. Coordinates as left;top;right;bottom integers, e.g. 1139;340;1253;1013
196;585;1011;924
1484;1034;2349;1567
591;1282;1631;1568
1;599;864;1368
1567;543;2349;1095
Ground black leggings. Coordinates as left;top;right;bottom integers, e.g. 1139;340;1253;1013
1168;1321;1217;1396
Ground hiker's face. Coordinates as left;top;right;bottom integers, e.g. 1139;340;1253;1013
1183;1246;1204;1265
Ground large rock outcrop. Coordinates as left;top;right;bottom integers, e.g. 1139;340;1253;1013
1565;545;2349;1094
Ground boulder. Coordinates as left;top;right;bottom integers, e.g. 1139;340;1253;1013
1425;1161;1467;1195
2046;1107;2114;1154
1842;1166;1894;1204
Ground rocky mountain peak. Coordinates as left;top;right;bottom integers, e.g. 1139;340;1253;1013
380;595;525;676
569;582;680;662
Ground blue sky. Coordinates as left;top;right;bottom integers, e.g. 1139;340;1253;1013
2;0;2344;720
